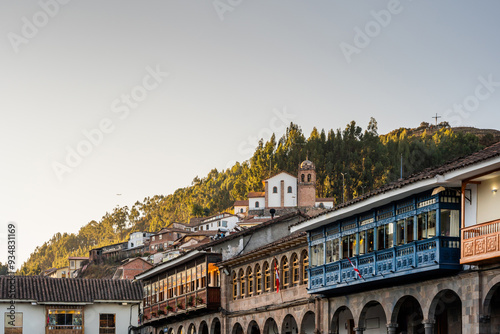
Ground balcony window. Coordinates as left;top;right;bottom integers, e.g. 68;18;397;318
232;272;238;300
302;250;309;284
239;269;245;298
359;228;374;255
311;243;324;267
282;257;289;289
47;309;83;330
326;238;340;263
397;217;415;246
342;234;356;258
377;223;394;250
417;211;437;240
255;264;262;294
292;253;299;286
264;262;271;292
440;209;460;237
247;267;253;296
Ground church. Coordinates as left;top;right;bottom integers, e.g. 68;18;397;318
234;160;334;216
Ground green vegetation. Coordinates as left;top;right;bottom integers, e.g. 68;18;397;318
19;119;496;275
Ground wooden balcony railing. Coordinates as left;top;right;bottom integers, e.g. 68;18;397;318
461;219;500;264
142;287;220;324
308;236;460;293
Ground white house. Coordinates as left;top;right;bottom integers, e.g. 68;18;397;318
1;276;142;334
128;231;152;249
248;192;265;210
265;171;298;208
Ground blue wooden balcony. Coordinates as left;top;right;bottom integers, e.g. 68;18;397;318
308;236;460;294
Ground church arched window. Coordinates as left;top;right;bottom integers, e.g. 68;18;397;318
307;174;311;182
287;186;292;193
273;186;278;193
255;201;259;208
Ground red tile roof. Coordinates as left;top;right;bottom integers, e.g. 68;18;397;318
233;200;249;206
0;276;142;303
248;192;265;198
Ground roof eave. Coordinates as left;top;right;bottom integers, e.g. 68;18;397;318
291;175;446;233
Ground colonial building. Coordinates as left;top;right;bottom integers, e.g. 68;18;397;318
135;212;308;334
291;141;500;334
0;276;142;334
236;160;334;217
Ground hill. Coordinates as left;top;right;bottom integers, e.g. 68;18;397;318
19;119;499;275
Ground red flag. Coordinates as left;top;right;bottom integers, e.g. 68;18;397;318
347;258;363;280
274;259;280;292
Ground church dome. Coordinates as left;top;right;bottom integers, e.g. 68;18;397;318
300;159;315;169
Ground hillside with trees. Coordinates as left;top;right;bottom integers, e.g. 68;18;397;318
19;119;500;275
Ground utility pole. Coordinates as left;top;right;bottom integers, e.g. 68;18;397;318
341;172;346;203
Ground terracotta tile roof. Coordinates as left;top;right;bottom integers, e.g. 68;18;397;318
315;198;334;202
0;276;143;303
264;171;298;181
195;211;307;250
68;256;88;260
248;192;265;198
218;231;307;266
233;200;249;206
304;141;500;222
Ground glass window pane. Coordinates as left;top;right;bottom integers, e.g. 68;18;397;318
366;229;374;253
385;223;394;249
440;209;459;237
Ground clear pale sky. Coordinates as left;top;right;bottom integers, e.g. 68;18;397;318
1;1;500;268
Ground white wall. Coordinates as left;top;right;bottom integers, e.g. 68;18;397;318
267;173;297;208
234;205;247;214
249;197;265;210
477;175;500;224
0;302;139;334
1;303;45;334
315;201;334;209
85;303;139;333
464;183;477;227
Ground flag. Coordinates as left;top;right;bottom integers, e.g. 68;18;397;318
347;257;363;280
274;259;280;292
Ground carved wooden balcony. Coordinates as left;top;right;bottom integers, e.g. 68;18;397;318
461;219;500;264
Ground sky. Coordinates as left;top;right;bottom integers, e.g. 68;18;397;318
1;1;500;268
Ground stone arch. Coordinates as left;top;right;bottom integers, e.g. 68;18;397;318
167;328;174;334
263;317;280;334
483;274;500;315
301;311;315;334
281;314;298;334
211;317;222;334
199;321;209;334
178;326;185;334
248;320;261;334
358;300;387;333
232;322;244;334
484;280;500;333
391;295;424;334
428;289;462;334
331;306;354;334
188;323;197;334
